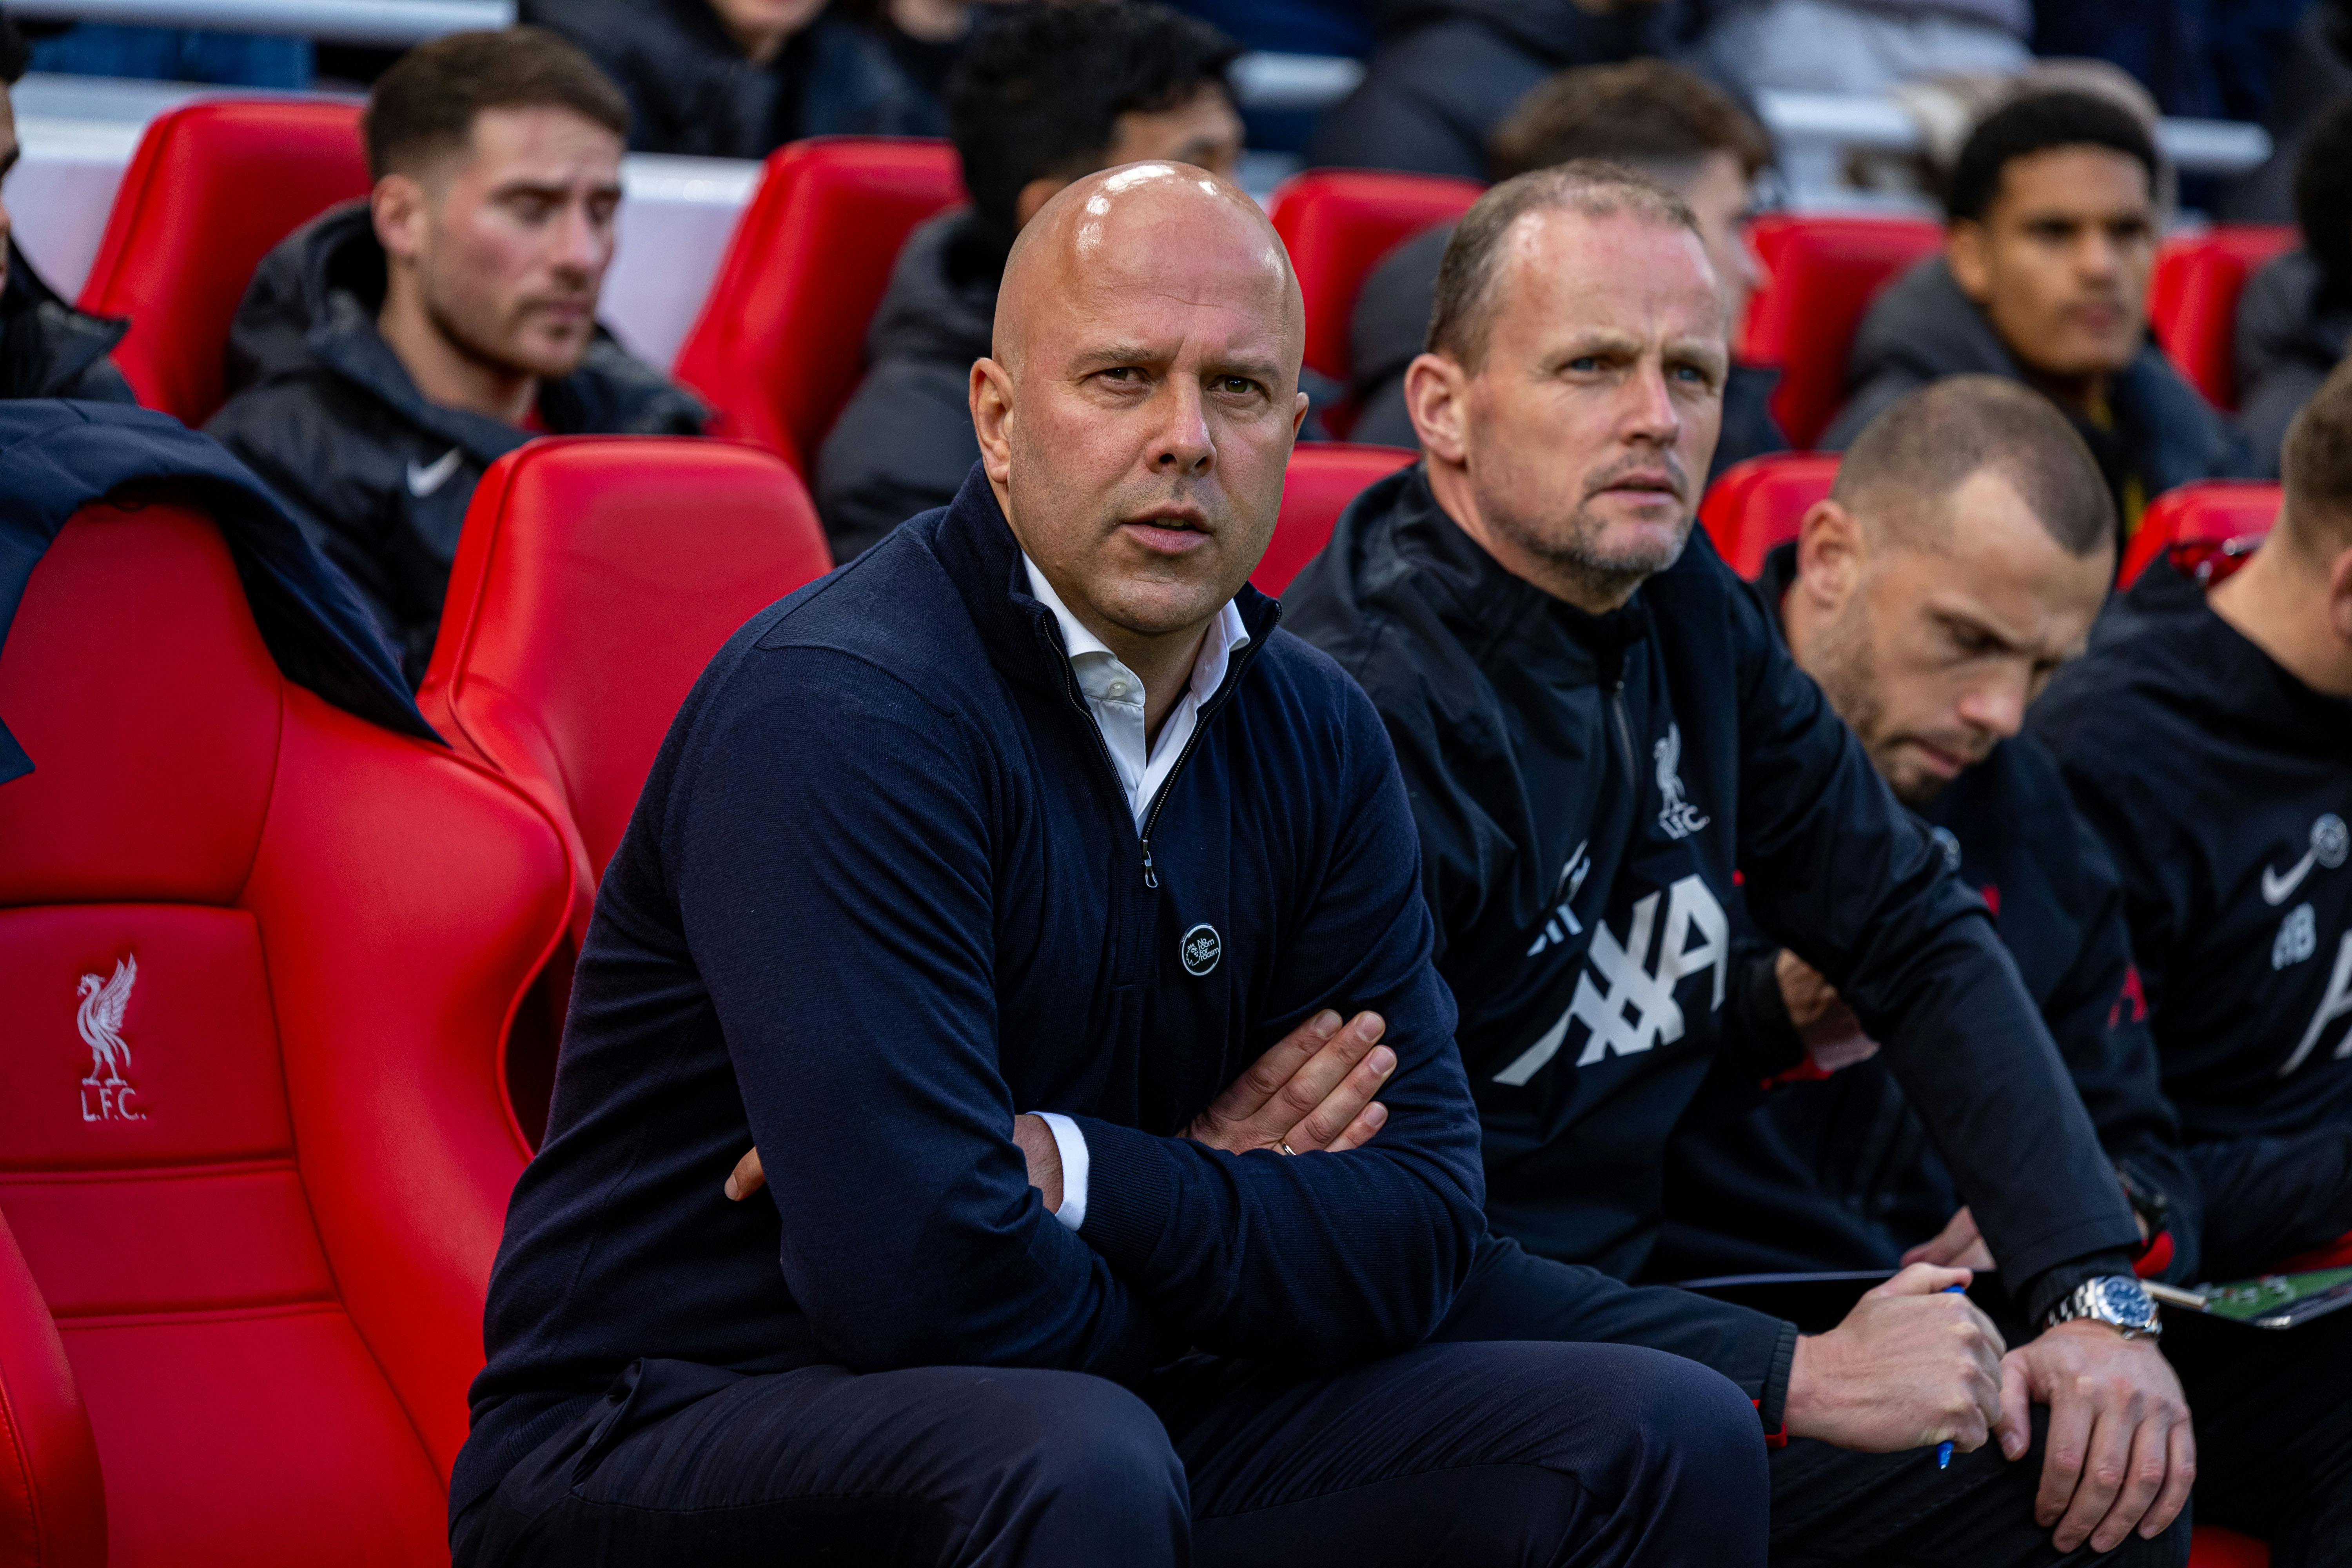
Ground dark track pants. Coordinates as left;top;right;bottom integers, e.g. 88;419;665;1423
2164;1303;2352;1568
1428;1237;2191;1568
451;1338;1769;1567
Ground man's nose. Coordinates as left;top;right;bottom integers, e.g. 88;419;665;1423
1621;361;1683;445
1956;673;2028;742
2076;229;2123;283
549;200;608;277
1150;377;1215;475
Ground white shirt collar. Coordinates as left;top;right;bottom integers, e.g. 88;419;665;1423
1021;554;1250;708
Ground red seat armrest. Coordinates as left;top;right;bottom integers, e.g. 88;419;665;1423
0;1211;104;1568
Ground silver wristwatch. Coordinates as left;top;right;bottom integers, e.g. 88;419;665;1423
2044;1275;2163;1339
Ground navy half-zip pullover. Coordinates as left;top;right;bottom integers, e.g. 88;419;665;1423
1283;466;2139;1362
454;467;1485;1515
2033;555;2352;1278
1655;543;2196;1285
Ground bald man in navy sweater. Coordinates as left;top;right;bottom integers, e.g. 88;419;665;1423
449;165;1766;1566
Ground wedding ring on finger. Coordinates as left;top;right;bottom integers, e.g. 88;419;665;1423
1278;1140;1299;1156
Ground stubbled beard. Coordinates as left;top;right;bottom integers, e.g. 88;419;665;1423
1490;495;1691;604
1807;603;1949;805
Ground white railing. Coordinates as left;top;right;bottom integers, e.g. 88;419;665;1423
4;0;511;44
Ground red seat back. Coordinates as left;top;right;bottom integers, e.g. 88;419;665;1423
1698;452;1843;579
1739;216;1944;450
421;437;833;936
2118;480;2279;588
77;101;371;425
672;138;964;473
1268;170;1484;386
0;502;569;1566
2148;226;2298;410
2190;1527;2272;1567
1256;443;1418;595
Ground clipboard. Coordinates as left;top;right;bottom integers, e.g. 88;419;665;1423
2147;1268;2352;1330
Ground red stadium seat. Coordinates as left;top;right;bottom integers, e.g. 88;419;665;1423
2148;226;2298;410
672;137;964;473
1698;452;1842;579
2117;480;2280;589
0;501;569;1565
1257;442;1418;595
2191;1527;2272;1567
1739;215;1944;450
1267;169;1483;387
418;437;832;1140
76;100;370;425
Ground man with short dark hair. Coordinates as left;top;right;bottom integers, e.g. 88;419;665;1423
208;27;706;685
1286;161;2197;1566
1655;374;2196;1288
816;1;1242;560
0;9;134;403
1824;90;2245;542
2236;96;2352;477
1347;59;1783;476
453;162;1768;1568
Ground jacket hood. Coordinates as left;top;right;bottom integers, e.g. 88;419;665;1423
864;209;1000;371
2082;559;2352;759
1376;0;1667;60
0;240;130;399
222;200;705;458
2235;249;2352;382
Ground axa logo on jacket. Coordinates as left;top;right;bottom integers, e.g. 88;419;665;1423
1495;873;1731;1085
75;953;146;1122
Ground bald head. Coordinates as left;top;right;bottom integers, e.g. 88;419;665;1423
993;161;1302;379
969;161;1311;688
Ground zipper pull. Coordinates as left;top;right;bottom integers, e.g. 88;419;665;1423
1141;841;1160;889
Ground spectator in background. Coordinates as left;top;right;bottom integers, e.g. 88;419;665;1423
1824;91;2245;546
21;18;310;89
816;2;1241;560
528;0;922;160
1700;0;2029;100
2237;96;2352;477
0;9;132;402
1348;59;1783;476
1305;0;1673;180
208;29;706;686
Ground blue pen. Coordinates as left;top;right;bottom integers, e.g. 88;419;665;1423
1937;1283;1967;1469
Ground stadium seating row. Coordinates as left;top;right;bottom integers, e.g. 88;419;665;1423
69;104;2296;479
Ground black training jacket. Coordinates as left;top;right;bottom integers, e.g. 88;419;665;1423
1655;544;2198;1285
2033;557;2352;1279
1283;466;2140;1348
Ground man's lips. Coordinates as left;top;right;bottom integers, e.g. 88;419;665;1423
1120;510;1212;553
1907;739;1975;778
1593;473;1684;504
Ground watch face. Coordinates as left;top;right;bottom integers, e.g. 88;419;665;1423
2091;1276;2160;1333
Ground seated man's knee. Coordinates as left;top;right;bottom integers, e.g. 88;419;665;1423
980;1370;1185;1511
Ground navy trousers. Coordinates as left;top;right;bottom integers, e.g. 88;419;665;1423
1430;1237;2191;1568
451;1338;1768;1566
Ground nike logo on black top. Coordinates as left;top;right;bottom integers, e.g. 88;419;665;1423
406;447;464;498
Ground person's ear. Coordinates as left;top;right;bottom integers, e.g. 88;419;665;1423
372;173;428;267
1292;388;1310;440
970;356;1016;488
2328;541;2352;649
1795;498;1866;615
1405;352;1471;467
1945;221;1992;305
1013;177;1068;232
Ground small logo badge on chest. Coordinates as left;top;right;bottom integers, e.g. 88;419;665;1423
1180;923;1221;977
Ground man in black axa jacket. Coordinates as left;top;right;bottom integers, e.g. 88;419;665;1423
1653;376;2199;1292
2034;358;2352;1291
0;13;132;403
207;29;706;687
817;2;1243;561
452;164;1768;1568
1283;162;2194;1566
1823;91;2246;544
1661;373;2352;1562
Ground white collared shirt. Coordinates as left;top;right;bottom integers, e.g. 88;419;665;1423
1021;553;1250;1231
1022;554;1250;829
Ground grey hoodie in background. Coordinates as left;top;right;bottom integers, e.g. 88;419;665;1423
2234;249;2352;478
815;209;1000;562
205;201;708;686
1822;255;2249;531
1306;0;1672;178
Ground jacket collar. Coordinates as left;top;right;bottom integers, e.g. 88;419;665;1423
0;241;129;399
1379;462;1652;678
925;463;1279;703
2116;559;2352;758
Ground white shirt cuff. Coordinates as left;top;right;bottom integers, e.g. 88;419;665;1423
1033;1111;1089;1232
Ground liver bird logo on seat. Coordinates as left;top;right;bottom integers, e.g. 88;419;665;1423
76;955;145;1121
